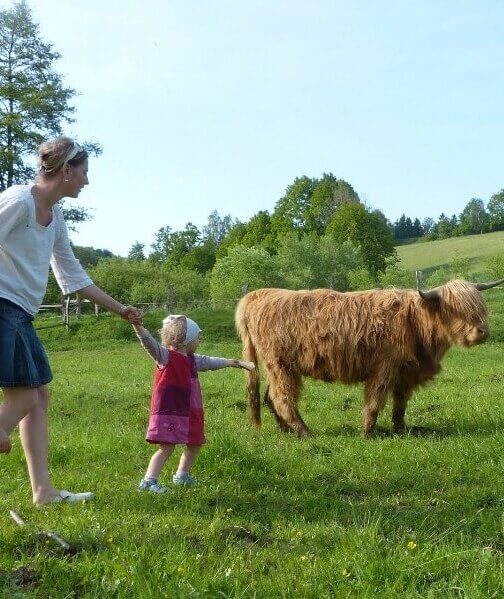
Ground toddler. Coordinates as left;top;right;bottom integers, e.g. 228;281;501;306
133;314;253;492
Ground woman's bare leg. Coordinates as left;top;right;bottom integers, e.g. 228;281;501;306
0;386;39;454
18;385;60;504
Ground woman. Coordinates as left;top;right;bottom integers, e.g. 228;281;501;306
0;137;141;505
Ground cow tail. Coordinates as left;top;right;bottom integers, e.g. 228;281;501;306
235;298;261;428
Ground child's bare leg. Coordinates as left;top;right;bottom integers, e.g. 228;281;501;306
176;444;201;474
145;444;175;479
0;386;39;454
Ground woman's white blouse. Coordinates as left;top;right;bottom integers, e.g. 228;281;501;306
0;185;93;315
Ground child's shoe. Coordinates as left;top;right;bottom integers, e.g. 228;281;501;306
138;479;168;493
172;471;196;486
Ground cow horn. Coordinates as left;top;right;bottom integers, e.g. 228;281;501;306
474;278;504;291
418;288;440;301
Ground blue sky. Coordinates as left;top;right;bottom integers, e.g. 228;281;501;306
22;0;504;256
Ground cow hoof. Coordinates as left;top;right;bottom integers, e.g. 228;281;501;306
392;426;406;435
297;428;312;439
408;425;435;437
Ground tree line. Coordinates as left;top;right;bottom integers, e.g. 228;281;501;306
393;192;504;241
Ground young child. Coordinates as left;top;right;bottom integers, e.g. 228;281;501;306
133;314;253;493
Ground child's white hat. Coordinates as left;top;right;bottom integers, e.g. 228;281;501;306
162;314;202;345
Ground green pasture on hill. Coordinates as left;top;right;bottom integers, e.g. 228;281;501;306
396;230;504;275
1;291;504;597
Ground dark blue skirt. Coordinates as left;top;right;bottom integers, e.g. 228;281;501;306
0;297;53;387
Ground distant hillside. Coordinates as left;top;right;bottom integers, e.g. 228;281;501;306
395;230;504;275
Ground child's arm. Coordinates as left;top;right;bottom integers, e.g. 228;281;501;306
132;324;169;367
194;355;255;372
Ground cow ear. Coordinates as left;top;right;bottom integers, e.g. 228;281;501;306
474;279;504;291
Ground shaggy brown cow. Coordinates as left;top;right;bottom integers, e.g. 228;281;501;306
235;279;503;437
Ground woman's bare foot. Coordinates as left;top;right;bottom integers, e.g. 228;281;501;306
0;427;11;453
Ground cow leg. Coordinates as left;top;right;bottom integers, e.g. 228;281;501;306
362;381;388;438
263;386;291;432
268;370;311;438
391;383;414;434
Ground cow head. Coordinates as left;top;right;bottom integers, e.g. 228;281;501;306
418;278;504;347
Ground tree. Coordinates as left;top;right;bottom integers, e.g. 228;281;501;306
487;189;504;231
379;262;416;289
306;173;360;234
180;239;217;273
276;233;365;291
393;215;424;240
87;258;209;307
422;217;435;236
149;223;201;263
326;203;396;277
0;1;75;189
72;245;114;268
432;213;457;239
412;218;423;237
270;176;317;237
271;173;360;238
209;246;284;307
128;241;145;261
217;211;276;257
458;198;488;235
201;210;234;245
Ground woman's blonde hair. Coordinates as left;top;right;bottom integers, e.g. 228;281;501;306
38;136;88;178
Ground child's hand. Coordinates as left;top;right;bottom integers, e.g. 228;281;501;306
120;306;143;325
229;359;255;371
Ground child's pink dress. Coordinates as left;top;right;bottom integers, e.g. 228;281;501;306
134;327;229;446
147;350;205;445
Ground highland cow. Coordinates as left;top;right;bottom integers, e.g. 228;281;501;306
235;279;503;437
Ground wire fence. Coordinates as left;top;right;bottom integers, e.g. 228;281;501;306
36;294;243;331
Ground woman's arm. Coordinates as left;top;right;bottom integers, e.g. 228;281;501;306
78;284;141;324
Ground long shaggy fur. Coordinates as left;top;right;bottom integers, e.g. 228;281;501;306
235;280;490;437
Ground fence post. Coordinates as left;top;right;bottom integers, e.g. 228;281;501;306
415;270;424;290
75;293;82;318
166;288;176;313
63;295;70;330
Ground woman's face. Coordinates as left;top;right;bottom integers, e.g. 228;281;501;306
64;158;89;198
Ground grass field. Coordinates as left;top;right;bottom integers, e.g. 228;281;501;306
395;230;504;275
1;294;504;597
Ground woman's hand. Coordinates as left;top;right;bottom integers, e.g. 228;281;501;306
119;305;143;325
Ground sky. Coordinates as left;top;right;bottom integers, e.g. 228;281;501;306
15;0;504;256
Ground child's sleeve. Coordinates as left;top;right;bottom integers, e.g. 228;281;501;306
134;327;169;367
194;354;230;372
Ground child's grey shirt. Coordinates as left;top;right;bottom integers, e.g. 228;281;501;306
135;327;230;371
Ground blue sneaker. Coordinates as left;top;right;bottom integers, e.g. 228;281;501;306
172;472;196;486
138;479;168;493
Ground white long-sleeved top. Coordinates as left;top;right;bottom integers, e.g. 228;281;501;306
135;326;230;371
0;185;93;315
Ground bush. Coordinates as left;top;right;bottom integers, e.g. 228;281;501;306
209;246;285;308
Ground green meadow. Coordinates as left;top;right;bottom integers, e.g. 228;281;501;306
396;230;504;276
1;289;504;597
